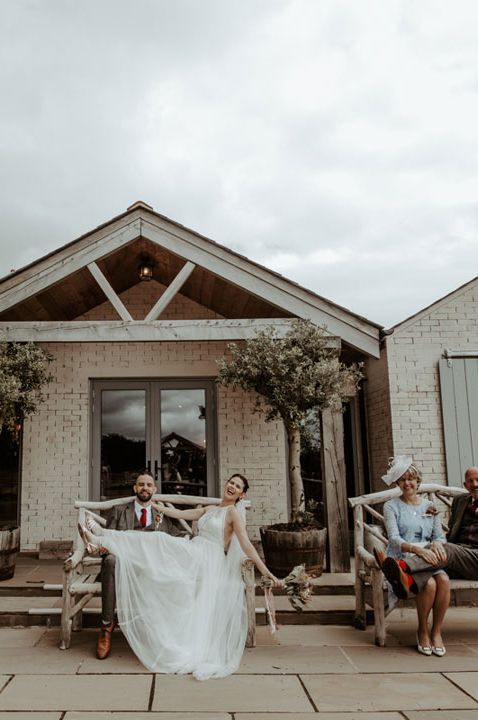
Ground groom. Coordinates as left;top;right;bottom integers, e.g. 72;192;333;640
96;471;184;659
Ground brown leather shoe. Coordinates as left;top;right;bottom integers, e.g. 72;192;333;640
96;621;115;659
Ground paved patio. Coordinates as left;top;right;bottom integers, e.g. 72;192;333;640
1;608;478;718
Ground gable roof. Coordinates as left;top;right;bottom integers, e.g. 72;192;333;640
387;274;478;334
0;201;381;356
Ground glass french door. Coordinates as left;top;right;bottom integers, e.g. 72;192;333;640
91;380;217;500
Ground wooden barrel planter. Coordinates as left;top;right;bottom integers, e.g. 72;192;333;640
260;525;327;577
0;526;20;581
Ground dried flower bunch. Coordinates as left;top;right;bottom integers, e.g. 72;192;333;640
283;564;313;612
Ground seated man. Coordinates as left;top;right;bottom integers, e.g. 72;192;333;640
97;471;184;659
380;466;478;599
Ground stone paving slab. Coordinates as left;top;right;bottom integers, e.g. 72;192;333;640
152;674;313;712
0;714;61;720
78;649;147;673
300;673;478;712
404;710;478;720
0;675;11;692
64;715;229;720
0;675;152;711
385;624;475;646
237;714;404;720
0;647;82;674
238;644;356;673
274;624;400;646
342;644;478;672
444;674;478;702
0;627;46;646
255;626;281;645
385;607;478;623
404;711;478;719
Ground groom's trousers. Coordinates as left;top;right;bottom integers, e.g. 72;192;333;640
405;543;478;592
100;553;116;625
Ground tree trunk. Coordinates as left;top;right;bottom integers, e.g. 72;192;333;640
287;426;304;520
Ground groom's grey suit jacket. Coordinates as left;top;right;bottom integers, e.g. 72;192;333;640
105;500;184;535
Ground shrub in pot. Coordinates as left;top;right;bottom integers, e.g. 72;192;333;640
218;319;361;576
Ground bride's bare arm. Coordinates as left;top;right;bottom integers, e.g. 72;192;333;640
151;502;207;521
229;507;283;587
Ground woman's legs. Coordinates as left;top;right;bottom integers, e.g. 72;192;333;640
415;576;436;647
430;573;450;649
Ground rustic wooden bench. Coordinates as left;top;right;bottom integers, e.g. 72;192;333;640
349;483;478;646
59;494;256;651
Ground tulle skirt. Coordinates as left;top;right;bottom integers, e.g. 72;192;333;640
102;528;247;680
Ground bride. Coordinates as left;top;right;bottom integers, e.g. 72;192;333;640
79;474;282;680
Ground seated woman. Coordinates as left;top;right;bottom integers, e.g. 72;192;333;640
374;456;449;657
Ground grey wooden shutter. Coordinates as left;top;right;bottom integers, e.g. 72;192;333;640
439;358;478;485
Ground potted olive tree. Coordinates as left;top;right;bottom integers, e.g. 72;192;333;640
217;320;361;576
0;341;52;579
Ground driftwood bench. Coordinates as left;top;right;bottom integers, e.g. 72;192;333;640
59;494;256;651
349;483;478;646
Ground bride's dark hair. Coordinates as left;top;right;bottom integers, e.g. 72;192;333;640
229;473;249;494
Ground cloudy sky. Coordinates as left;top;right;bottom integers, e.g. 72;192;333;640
1;0;478;327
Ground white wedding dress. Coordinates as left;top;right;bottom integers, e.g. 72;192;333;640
101;504;248;680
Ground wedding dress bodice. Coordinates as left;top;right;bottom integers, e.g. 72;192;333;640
197;506;227;548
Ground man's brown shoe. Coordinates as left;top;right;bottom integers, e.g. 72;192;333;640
96;621;115;659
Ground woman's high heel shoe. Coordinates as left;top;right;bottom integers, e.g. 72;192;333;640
78;523;100;554
416;633;432;656
431;645;446;657
85;513;102;536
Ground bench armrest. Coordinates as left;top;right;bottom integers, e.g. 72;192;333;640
64;548;86;572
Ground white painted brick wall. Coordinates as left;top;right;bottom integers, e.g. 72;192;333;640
380;281;478;487
19;283;288;549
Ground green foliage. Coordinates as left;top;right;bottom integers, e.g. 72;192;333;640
217;319;362;432
218;319;363;522
0;342;53;432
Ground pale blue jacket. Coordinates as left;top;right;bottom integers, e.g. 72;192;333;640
383;497;446;559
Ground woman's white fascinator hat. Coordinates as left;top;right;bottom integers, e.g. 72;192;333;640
381;455;414;486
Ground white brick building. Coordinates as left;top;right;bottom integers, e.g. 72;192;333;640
0;202;381;570
365;276;478;491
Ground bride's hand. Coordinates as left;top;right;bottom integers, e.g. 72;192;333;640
151;501;165;510
269;575;284;589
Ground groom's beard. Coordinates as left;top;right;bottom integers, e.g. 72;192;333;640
135;490;153;504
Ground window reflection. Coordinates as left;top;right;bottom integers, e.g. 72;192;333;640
100;390;146;499
160;389;207;496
